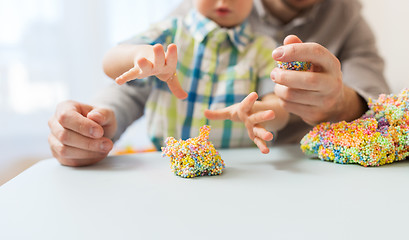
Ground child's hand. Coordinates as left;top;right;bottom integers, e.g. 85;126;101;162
204;92;275;154
115;43;187;99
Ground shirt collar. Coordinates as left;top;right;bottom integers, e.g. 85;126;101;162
185;9;254;52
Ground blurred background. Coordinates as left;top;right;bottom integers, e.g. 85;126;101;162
0;0;408;185
0;0;182;184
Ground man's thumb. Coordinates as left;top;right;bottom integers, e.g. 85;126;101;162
87;108;117;139
283;34;303;45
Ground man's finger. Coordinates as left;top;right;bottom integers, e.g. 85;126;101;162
283;34;303;45
277;98;323;125
272;42;340;72
271;68;329;91
87;108;115;127
48;134;108;166
51;121;112;153
274;84;324;106
87;108;117;139
63;131;113;153
55;108;104;139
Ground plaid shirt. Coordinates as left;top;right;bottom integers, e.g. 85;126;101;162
133;10;276;149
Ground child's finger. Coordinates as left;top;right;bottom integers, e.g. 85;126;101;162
137;57;154;77
165;44;178;70
115;67;141;85
153;44;165;70
204;108;232;120
248;110;275;125
237;92;258;123
253;125;274;141
166;73;188;99
245;125;255;141
238;92;258;116
237;92;258;122
253;137;269;154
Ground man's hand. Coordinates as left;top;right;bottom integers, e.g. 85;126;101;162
204;92;275;154
271;35;366;125
115;43;187;99
48;100;117;166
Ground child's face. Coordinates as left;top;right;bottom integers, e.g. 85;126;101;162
194;0;254;28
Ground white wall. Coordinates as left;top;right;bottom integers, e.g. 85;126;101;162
360;0;409;93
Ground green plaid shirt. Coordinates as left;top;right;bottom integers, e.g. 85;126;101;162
133;10;276;149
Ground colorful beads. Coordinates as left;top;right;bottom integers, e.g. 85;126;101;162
300;89;409;167
277;61;312;71
161;125;225;178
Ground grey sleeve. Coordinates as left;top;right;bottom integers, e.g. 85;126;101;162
91;82;151;142
339;15;390;101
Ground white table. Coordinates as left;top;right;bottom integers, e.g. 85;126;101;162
1;145;409;240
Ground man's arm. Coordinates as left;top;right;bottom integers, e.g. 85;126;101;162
91;82;151;142
338;13;390;101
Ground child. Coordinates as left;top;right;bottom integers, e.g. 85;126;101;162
102;0;289;153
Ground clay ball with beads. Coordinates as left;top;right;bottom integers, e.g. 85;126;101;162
161;125;225;178
277;61;312;71
300;88;409;167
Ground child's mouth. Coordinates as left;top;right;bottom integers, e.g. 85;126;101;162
216;7;230;16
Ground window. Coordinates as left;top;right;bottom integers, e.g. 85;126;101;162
0;0;182;157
